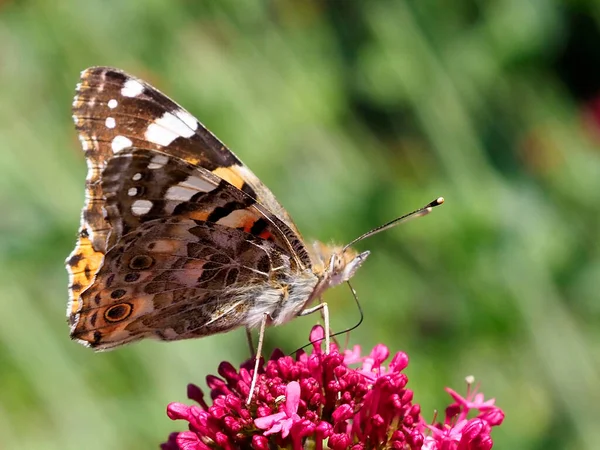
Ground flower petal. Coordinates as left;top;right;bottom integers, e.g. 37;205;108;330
309;325;325;353
254;411;286;430
285;381;301;417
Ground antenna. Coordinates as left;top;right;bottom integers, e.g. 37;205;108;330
343;197;444;252
292;197;445;355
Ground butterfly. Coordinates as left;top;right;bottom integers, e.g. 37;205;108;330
66;67;443;355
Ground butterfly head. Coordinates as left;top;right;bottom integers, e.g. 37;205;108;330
329;247;370;286
312;242;370;288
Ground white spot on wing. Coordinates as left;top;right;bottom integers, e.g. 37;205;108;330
165;175;216;201
111;135;133;153
105;117;116;128
132;173;142;181
132;199;153;216
182;174;217;192
163;175;217;211
78;135;89;151
165;185;196;202
90;135;98;150
144;111;195;146
147;154;169;169
121;79;144;98
145;123;178;146
174;109;199;131
128;187;137;197
108;99;118;109
85;156;96;182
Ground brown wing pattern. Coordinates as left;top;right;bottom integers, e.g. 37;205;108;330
71;218;302;350
67;67;311;321
73;66;300;232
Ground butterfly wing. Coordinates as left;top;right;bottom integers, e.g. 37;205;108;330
71;218;318;350
67;67;307;320
73;66;299;230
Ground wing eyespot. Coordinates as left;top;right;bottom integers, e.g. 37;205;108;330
104;303;133;322
129;254;155;270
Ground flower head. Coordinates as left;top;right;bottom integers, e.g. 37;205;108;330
162;326;503;449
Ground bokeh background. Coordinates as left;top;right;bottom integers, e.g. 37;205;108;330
1;1;599;449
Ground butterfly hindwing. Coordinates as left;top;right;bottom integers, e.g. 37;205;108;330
70;218;317;350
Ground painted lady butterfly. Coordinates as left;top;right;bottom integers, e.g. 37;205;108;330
66;67;442;354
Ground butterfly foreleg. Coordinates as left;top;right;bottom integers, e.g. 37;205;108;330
247;312;269;405
297;300;330;355
245;326;255;359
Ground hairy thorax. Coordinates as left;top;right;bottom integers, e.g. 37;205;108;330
244;240;365;329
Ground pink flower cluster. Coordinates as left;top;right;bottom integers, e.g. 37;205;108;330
162;326;503;450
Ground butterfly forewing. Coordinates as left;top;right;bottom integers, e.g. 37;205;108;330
73;67;300;231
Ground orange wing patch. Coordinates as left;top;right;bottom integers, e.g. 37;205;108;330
66;233;104;316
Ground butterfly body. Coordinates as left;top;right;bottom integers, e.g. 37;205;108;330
67;67;368;350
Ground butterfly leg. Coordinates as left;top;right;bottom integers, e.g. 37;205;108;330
297;301;330;354
245;327;256;359
317;297;340;348
247;312;269;405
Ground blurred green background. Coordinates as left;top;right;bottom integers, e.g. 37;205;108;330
1;1;599;449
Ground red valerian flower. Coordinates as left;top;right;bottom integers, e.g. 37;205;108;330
254;380;302;438
162;326;503;450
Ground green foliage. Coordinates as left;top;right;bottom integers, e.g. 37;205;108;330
1;1;599;449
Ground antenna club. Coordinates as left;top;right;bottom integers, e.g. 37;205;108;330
430;197;444;207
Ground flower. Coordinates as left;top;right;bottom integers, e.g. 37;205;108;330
162;326;503;449
254;381;302;438
422;377;504;450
